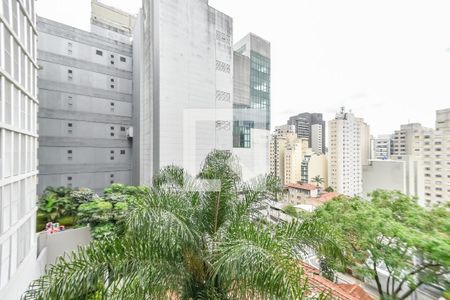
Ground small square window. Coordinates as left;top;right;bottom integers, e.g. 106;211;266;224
110;133;115;137
68;176;72;181
110;180;114;184
68;150;72;154
110;150;114;154
110;126;115;130
120;127;126;132
68;69;73;74
120;150;125;155
111;61;114;65
110;174;114;178
110;85;115;89
96;50;103;56
68;123;73;127
68;183;73;188
110;156;114;160
120;57;126;62
110;78;115;82
110;54;114;58
68;42;73;48
111;102;115;106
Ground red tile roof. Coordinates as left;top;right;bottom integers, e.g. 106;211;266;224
286;183;319;191
300;261;373;300
316;192;341;203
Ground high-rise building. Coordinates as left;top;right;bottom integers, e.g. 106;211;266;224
391;123;432;158
287;113;325;154
36;2;135;195
422;109;450;206
232;33;271;180
371;134;393;160
133;0;233;184
270;125;308;185
0;0;40;298
232;33;270;146
328;108;369;196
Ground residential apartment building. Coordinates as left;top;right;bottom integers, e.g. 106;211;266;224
232;33;271;180
422;109;450;206
371;134;393;160
36;3;135;195
0;0;41;298
391;123;432;158
300;150;328;187
328;108;370;196
270;125;308;185
287;112;326;154
133;0;234;184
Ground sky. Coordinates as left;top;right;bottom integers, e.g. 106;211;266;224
36;0;450;136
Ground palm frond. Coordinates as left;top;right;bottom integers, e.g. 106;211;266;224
212;222;307;299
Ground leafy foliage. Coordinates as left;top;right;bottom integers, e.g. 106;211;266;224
313;190;450;299
311;175;324;187
24;150;341;300
324;186;334;193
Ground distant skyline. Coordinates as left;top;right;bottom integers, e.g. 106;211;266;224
36;0;450;135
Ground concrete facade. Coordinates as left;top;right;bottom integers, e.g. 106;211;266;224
422;109;450;206
363;158;425;203
371;134;393;160
0;0;40;297
270;125;309;185
36;12;134;195
232;128;270;181
133;0;234;183
328;109;369;196
301;150;328;187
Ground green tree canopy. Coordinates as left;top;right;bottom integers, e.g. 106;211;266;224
312;190;450;299
24;150;341;300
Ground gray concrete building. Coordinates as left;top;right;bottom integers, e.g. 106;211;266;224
133;0;234;184
0;0;41;298
36;3;135;195
287;113;326;154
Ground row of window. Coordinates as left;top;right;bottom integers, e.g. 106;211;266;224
0;218;33;289
95;50;127;63
0;176;35;235
1;22;37;98
0;76;37;133
1;0;36;63
0;129;37;179
66;173;120;188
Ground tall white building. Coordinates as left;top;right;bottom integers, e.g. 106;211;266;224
133;0;233;184
328;108;370;196
422;109;450;206
0;0;41;298
311;123;323;155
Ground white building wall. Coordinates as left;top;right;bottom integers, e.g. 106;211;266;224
311;123;323;155
0;0;40;297
233;129;270;181
328;110;366;196
136;0;233;180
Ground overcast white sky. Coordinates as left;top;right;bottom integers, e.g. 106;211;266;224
36;0;450;136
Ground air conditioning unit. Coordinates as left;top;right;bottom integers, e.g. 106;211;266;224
126;126;133;139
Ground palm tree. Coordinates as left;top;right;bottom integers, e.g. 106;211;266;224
311;175;324;188
23;151;341;300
